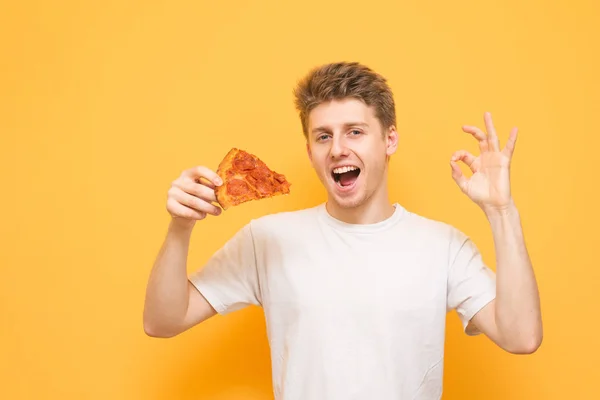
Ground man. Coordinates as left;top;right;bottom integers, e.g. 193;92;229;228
143;62;542;399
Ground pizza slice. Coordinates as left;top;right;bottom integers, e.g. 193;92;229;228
215;148;291;210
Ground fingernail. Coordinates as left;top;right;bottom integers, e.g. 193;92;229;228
215;178;223;186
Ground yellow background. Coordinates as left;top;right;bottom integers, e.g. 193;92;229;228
1;0;598;398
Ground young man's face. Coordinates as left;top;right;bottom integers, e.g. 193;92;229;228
306;98;398;210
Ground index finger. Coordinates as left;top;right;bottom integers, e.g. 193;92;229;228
184;166;223;186
461;125;489;153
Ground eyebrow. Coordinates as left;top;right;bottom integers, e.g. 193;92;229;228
311;122;369;135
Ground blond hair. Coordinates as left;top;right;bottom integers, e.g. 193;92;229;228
293;62;396;137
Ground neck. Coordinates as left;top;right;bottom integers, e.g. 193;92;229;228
325;190;395;225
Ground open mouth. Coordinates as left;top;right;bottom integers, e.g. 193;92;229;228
331;165;361;188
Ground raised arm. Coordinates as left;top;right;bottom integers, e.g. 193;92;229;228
449;112;543;354
143;166;223;338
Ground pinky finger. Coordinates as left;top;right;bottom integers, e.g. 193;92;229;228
503;127;518;158
167;199;207;220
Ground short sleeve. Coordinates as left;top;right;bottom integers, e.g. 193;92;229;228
189;222;262;315
447;231;496;336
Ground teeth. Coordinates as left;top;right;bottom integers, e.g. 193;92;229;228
333;166;358;174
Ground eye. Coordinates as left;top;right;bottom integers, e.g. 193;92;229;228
317;134;330;141
350;129;362;136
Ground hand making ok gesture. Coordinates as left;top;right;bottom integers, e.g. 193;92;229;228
450;112;519;215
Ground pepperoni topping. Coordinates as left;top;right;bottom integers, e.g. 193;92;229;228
246;175;258;185
233;153;256;171
255;180;273;194
250;167;271;180
227;179;252;196
216;148;291;209
274;173;287;184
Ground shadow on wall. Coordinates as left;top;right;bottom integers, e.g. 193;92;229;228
150;307;273;400
442;314;545;399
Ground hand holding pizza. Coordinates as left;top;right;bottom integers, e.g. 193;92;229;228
166;166;224;226
166;148;291;228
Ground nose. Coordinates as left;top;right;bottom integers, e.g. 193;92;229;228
330;135;349;159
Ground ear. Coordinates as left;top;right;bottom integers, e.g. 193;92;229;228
386;126;399;156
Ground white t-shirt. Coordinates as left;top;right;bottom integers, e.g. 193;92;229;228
189;203;496;400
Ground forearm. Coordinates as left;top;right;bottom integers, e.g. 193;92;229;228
143;219;195;336
486;202;542;352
